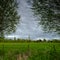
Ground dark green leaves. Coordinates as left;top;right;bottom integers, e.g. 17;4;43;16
32;0;60;34
0;0;20;38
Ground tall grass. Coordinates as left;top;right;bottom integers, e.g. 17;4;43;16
0;43;60;60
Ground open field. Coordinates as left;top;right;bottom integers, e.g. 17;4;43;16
0;42;60;60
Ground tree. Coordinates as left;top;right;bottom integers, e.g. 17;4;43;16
0;0;20;38
32;0;60;34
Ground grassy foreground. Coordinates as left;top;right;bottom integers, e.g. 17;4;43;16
0;42;60;60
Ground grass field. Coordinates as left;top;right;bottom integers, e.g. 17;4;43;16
0;42;60;60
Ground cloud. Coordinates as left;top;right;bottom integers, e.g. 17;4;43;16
6;0;60;40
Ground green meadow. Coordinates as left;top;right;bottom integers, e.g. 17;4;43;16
0;42;60;60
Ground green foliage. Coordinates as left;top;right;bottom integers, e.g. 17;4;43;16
0;0;20;38
32;0;60;34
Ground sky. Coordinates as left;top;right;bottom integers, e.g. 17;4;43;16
6;0;60;40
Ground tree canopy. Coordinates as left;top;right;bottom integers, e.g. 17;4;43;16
0;0;20;38
32;0;60;34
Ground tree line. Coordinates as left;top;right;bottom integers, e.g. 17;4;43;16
0;38;60;43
